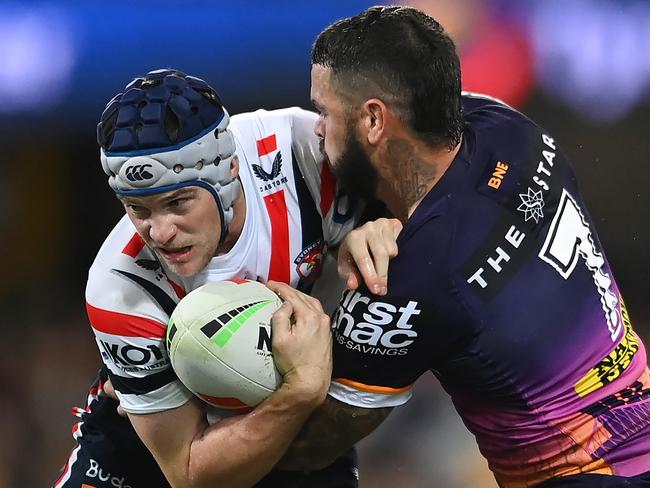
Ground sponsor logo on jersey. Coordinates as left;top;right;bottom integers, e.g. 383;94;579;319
466;133;557;292
487;161;509;189
99;340;167;372
135;258;161;272
252;151;288;192
518;187;545;223
530;133;557;195
332;289;421;356
466;224;526;290
254;134;289;193
252;152;282;181
294;240;326;284
85;458;133;488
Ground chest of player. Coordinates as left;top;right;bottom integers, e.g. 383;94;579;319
225;129;325;290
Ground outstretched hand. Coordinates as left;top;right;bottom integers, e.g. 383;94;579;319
338;218;402;295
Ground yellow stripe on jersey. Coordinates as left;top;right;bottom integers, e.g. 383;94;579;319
574;299;640;397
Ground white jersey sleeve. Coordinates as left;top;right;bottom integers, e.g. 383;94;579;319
285;107;363;248
86;216;193;414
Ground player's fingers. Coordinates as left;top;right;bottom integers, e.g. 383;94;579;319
304;294;325;314
266;280;288;297
346;269;361;291
116;404;127;418
104;379;118;400
368;240;389;292
268;281;323;313
365;218;401;295
280;290;318;320
271;300;294;336
342;234;381;294
103;379;127;417
337;250;354;280
370;218;400;263
385;218;402;256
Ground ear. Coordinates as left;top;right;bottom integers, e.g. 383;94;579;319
230;155;240;179
362;98;388;146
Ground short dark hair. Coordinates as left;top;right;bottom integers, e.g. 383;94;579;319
312;5;463;149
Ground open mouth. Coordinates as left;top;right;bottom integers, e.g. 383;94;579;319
158;246;192;261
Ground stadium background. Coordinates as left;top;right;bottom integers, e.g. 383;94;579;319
1;0;649;486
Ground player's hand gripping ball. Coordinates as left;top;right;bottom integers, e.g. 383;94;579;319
167;280;282;410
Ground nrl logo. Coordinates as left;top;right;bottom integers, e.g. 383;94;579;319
517;187;545;223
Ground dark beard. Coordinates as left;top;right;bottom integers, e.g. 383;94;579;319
331;131;379;202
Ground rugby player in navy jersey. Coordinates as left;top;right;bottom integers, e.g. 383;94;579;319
52;69;402;488
270;6;650;487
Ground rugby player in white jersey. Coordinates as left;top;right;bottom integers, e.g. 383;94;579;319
53;69;401;488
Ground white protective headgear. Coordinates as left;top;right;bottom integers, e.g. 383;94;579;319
97;69;241;242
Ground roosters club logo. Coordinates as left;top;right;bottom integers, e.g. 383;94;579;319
294;240;326;284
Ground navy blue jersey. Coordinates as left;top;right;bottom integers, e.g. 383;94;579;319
328;94;650;487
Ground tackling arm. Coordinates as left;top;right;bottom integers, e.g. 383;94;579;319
276;395;393;471
128;385;323;488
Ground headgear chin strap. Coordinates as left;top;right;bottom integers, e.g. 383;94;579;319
97;69;240;243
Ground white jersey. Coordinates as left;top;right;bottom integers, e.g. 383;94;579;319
86;108;360;414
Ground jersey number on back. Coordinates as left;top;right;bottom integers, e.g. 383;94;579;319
539;189;622;341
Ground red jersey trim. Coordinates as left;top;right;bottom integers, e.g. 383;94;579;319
256;134;278;157
198;393;253;413
166;278;187;299
86;302;166;338
263;190;291;284
122;232;146;258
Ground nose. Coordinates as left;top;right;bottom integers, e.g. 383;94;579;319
147;214;177;246
313;116;325;139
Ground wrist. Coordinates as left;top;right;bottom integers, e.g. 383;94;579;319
279;368;330;408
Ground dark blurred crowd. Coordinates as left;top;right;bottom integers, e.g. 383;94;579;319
1;0;649;486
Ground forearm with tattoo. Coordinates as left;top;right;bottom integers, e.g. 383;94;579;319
276;396;393;471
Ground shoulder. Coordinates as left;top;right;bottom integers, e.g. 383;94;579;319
453;92;575;218
230;107;317;136
462;92;540;151
229;107;319;168
87;215;181;324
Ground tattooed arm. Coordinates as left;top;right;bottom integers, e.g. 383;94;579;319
275;395;393;471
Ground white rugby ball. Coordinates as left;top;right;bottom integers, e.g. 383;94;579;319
167;279;282;411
